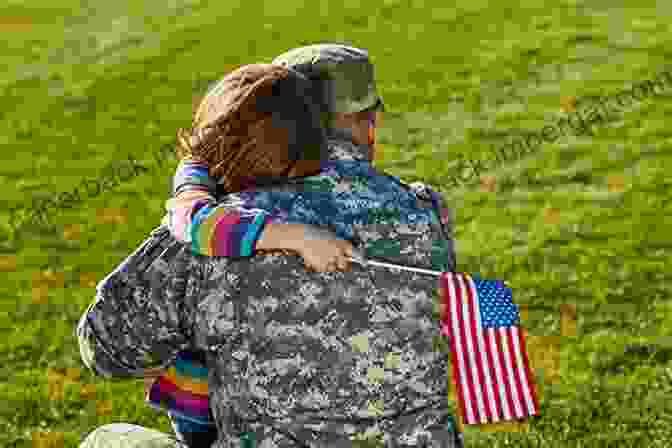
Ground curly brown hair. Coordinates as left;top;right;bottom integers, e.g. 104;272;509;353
176;63;326;193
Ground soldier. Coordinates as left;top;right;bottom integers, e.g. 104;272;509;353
270;44;453;250
78;45;462;448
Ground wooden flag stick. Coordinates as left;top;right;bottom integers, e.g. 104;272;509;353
347;256;443;277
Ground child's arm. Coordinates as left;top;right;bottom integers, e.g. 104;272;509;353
165;158;267;257
166;158;354;271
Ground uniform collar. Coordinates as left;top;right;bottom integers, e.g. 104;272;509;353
325;127;373;162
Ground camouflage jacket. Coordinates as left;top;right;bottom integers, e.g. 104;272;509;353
77;132;460;446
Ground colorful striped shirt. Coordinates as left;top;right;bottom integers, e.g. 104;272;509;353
161;158;272;257
146;350;212;426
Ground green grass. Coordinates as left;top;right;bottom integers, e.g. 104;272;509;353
1;0;671;446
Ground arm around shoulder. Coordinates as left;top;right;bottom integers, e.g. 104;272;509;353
167;158;268;256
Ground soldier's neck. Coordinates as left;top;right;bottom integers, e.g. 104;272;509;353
326;127;373;162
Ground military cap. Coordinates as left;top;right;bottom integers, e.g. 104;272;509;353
272;44;384;115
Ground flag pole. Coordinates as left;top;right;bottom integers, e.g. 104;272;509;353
347;256;443;277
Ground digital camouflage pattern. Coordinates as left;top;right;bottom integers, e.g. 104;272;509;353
77;133;462;447
272;44;384;115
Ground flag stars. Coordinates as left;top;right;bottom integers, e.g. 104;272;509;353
474;278;519;328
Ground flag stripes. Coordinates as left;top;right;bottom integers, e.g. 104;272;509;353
440;272;539;425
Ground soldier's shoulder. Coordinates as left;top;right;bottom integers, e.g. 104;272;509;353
397;180;438;202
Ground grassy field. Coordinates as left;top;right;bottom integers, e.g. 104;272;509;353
1;0;671;446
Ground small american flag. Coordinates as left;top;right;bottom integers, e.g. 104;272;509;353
440;272;539;425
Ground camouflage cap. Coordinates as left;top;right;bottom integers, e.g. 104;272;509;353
272;44;384;115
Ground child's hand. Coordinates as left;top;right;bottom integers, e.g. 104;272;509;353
293;225;355;272
142;368;164;393
257;223;357;272
144;376;156;393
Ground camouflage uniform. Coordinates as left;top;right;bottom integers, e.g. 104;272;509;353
78;134;462;448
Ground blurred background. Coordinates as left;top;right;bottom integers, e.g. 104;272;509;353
1;0;671;446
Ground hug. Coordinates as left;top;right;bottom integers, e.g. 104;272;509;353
77;44;464;448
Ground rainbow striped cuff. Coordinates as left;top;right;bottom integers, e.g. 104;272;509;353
147;351;215;427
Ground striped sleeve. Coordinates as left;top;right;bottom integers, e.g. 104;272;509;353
166;158;271;257
172;158;218;196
